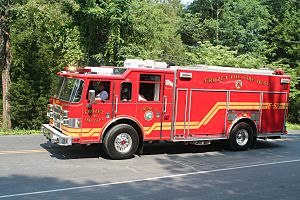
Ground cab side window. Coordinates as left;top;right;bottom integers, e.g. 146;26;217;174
87;81;111;100
139;74;161;101
121;82;132;101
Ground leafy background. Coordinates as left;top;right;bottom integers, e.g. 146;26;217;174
0;0;299;130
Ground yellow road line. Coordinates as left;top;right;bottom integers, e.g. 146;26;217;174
0;149;47;155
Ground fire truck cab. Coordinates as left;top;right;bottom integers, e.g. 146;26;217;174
42;60;290;159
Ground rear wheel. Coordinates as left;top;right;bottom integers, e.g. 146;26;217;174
229;122;254;151
103;124;139;159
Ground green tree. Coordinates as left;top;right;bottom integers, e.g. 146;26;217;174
75;0;133;65
0;0;17;130
269;1;300;64
181;0;224;45
182;0;271;57
10;0;84;129
185;41;266;68
118;0;185;65
76;0;185;65
220;0;271;56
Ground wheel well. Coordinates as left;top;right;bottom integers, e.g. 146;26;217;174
101;119;144;146
231;118;258;138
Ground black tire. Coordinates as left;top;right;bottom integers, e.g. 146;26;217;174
103;124;139;159
229;122;254;151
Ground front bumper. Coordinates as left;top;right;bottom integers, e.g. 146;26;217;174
41;124;72;146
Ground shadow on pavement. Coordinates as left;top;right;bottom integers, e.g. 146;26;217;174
40;142;105;160
40;139;283;160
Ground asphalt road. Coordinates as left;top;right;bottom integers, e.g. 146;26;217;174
0;131;299;200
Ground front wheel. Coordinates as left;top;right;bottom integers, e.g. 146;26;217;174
229;122;254;151
103;124;139;159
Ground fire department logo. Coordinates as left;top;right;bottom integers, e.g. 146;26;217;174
144;111;154;121
235;80;243;89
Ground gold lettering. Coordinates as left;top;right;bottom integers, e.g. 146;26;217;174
84;109;103;115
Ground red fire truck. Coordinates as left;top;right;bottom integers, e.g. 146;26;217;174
42;60;290;159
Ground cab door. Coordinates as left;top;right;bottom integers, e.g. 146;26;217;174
81;79;114;143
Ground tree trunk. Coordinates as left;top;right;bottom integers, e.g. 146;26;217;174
1;27;12;130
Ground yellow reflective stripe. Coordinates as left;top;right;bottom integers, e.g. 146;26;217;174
63;128;102;137
143;102;287;135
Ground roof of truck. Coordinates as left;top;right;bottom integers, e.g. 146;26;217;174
58;64;289;79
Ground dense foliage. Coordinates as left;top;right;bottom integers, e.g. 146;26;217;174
0;0;299;129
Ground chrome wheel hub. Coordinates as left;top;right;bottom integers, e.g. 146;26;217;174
236;129;249;146
114;133;132;153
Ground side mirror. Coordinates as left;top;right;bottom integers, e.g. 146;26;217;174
88;90;95;103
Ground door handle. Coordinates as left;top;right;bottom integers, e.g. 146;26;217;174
115;95;118;114
163;96;167;113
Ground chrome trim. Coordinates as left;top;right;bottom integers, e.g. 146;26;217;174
187;88;288;94
61;110;69;118
250;113;259;121
47;112;53;118
181;65;279;76
236;129;249;146
225;91;230;135
41;124;72;146
174;88;188;138
172;136;227;142
171;70;177;140
258;132;285;137
184;89;188;138
259;92;263;134
188;90;192;136
53;104;62;129
114;132;133;153
283;93;288;132
163;96;167;113
227;117;256;138
159;74;166;139
115;95;118;114
61;119;69;126
228;113;237;121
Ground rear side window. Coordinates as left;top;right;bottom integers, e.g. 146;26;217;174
139;74;161;101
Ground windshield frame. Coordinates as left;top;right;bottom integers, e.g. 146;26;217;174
54;76;84;103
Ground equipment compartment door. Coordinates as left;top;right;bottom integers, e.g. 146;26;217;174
261;93;288;133
188;90;227;136
174;89;189;137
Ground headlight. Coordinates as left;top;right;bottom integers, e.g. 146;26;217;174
68;118;82;128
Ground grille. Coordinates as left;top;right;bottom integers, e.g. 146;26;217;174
53;104;62;129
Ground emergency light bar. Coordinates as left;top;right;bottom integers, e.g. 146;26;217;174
63;67;91;74
85;67;114;75
124;59;168;69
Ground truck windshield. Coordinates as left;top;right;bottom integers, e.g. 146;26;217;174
54;77;84;103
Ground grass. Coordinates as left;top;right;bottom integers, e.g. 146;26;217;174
0;129;40;135
286;123;300;130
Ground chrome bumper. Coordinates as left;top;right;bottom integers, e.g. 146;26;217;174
41;124;72;146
